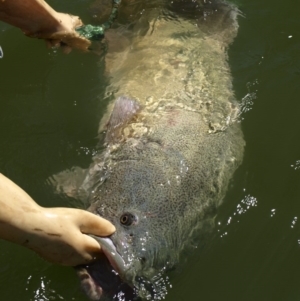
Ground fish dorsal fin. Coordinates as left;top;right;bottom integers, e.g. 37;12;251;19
106;96;141;143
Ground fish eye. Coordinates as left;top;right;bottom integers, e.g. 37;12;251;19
120;212;136;226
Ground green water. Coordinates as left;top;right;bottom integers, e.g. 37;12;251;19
1;0;300;300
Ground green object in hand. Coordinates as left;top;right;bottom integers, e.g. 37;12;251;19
76;0;121;41
76;24;106;41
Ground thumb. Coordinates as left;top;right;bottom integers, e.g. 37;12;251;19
78;210;116;236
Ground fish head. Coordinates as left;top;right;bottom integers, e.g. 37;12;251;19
78;156;179;300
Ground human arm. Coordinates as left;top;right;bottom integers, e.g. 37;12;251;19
0;0;90;52
0;173;115;266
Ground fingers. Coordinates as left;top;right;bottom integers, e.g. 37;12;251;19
42;13;91;53
76;210;116;236
81;233;102;254
33;207;115;266
46;34;91;52
69;15;83;29
60;44;72;54
62;35;91;52
34;228;103;266
64;234;103;266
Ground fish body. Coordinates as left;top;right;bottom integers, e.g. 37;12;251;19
54;1;244;299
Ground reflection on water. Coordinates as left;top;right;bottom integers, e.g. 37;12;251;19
290;217;297;229
239;79;258;115
291;160;300;170
1;0;300;300
30;276;53;301
270;208;276;217
135;270;171;301
217;192;258;238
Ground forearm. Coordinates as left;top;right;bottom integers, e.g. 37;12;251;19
0;0;75;36
0;173;44;246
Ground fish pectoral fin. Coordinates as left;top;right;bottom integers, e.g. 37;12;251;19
49;166;88;201
106;95;141;143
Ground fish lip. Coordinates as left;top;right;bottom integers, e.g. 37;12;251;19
91;235;130;280
76;235;136;301
81;238;155;300
76;258;135;301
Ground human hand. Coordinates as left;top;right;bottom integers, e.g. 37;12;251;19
0;0;91;53
0;173;115;266
28;207;116;266
41;13;91;53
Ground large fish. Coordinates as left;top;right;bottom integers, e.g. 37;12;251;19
53;0;244;300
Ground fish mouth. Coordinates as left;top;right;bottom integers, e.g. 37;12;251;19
76;236;137;301
93;236;130;279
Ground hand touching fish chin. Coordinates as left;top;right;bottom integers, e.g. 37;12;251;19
27;207;116;266
0;173;115;266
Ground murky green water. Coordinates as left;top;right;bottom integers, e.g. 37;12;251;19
1;0;300;300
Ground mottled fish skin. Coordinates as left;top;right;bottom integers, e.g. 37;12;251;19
54;1;244;300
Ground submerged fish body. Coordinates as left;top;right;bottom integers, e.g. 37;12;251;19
54;0;244;299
